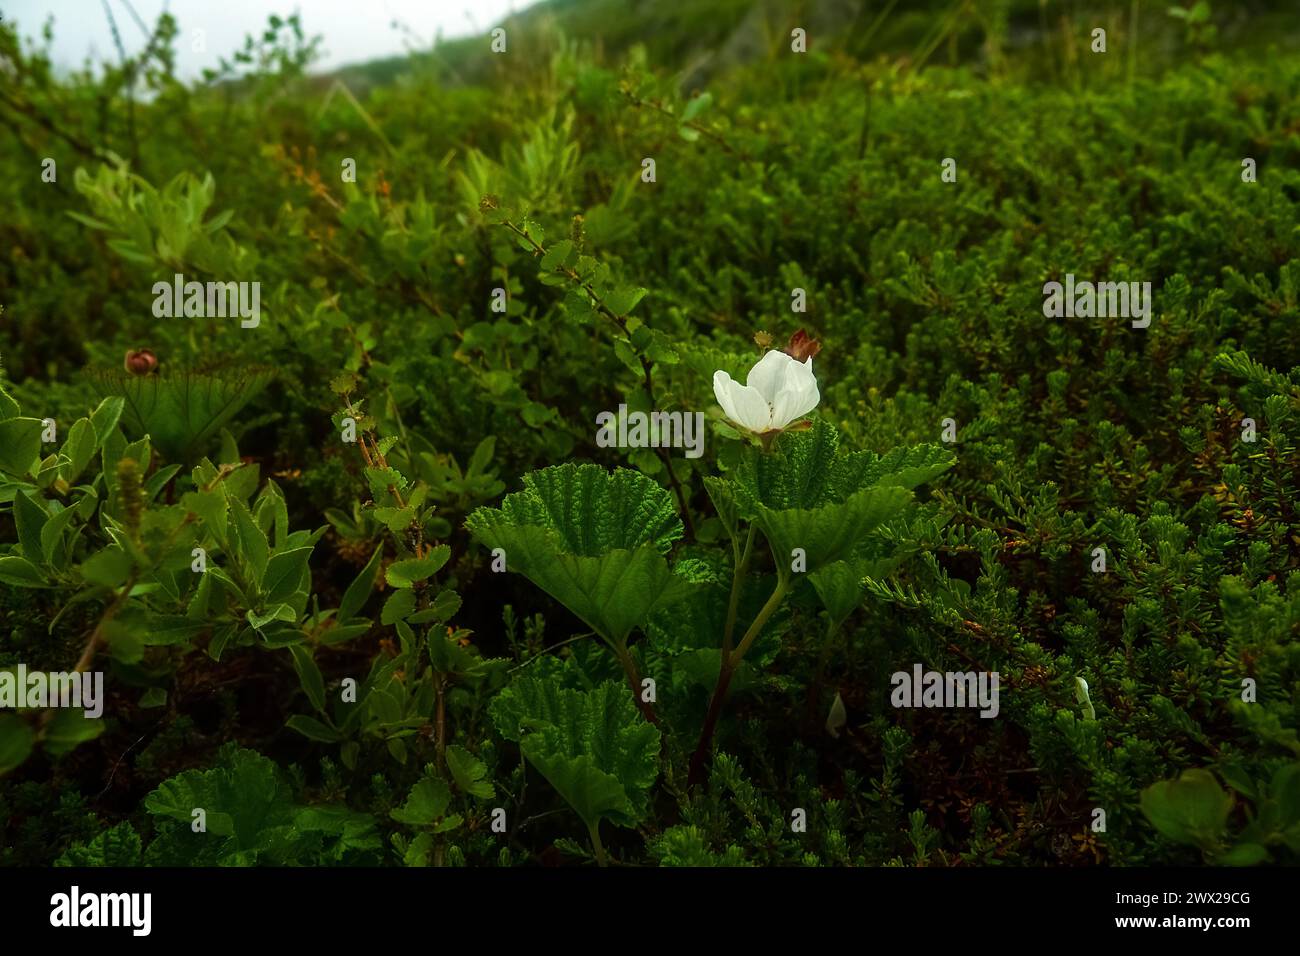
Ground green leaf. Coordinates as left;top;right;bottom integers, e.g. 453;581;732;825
728;422;942;572
1218;842;1268;866
467;523;693;647
540;239;575;272
56;822;142;866
289;645;326;712
247;603;296;631
39;504;82;566
681;91;713;123
140;687;168;708
339;545;384;620
385;545;451;588
750;485;912;573
466;464;695;645
605;286;648;316
80;546;133;588
61;418;98;484
0;380;19;421
12;490;49;564
0;417;44;477
525;752;632;831
1271;763;1300;827
410;588;462;625
144;747;292;847
391;775;456;827
43;709;105;756
0;714;34;775
0;555;51;588
1140;768;1233;850
807;560;867;626
264;546;313;604
703;476;739;542
446;745;495;800
381;588;416;625
89;395;125;444
490;677;659;829
183;488;229;543
91;367;273;463
286;714;343;742
230;495;269;583
472;463;682;556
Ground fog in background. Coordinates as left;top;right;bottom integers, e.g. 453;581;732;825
2;0;530;78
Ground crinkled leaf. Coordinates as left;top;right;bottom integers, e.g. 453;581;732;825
55;822;143;866
466;521;693;646
91;367;273;463
749;485;912;573
490;677;659;829
472;463;681;556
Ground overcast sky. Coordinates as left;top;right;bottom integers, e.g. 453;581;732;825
2;0;532;78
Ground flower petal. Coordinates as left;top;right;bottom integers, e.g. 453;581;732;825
713;370;743;422
770;357;820;428
713;370;772;432
746;349;799;404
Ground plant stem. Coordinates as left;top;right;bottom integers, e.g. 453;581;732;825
588;820;608;867
731;573;790;664
687;662;735;789
433;676;448;868
435;677;447;769
721;524;755;658
614;641;658;725
72;572;137;676
688;573;790;787
805;616;841;726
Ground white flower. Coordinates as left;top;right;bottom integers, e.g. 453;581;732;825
712;349;820;435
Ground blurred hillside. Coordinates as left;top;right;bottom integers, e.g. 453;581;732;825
330;0;1300;93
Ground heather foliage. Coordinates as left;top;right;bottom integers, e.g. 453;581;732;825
2;2;1300;866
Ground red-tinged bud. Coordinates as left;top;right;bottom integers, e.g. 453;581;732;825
785;329;821;362
124;349;158;375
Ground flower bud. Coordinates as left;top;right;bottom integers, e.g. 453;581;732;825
784;328;821;362
124;349;158;375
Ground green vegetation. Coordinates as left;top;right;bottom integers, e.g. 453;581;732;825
2;1;1299;867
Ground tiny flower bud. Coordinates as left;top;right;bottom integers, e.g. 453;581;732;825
753;330;774;349
124;349;158;375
